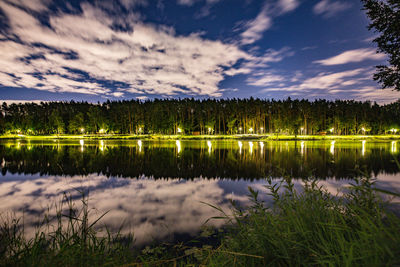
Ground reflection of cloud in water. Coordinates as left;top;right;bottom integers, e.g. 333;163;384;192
0;174;265;245
1;173;400;245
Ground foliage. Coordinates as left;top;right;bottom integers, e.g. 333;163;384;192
1;98;400;135
362;0;400;90
205;176;400;266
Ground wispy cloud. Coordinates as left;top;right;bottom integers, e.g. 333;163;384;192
240;0;299;45
314;48;385;65
240;7;272;45
313;0;352;18
257;67;400;104
225;46;295;76
0;0;250;97
177;0;220;6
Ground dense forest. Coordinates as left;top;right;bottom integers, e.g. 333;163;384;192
1;98;400;135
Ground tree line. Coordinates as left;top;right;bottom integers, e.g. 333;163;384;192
1;98;400;135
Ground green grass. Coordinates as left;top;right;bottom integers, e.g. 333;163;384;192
1;177;400;266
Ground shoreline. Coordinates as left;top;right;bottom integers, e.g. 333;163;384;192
1;134;400;141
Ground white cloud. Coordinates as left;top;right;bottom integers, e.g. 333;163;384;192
257;67;400;104
240;9;272;45
240;0;299;45
298;68;366;90
277;0;299;14
0;1;250;97
313;0;351;18
314;48;385;65
225;47;294;76
247;72;285;87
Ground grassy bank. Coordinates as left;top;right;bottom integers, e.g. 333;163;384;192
1;133;400;141
1;177;400;266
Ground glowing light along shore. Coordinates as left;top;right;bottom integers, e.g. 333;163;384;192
80;139;84;152
362;140;366;156
330;141;335;155
138;140;142;152
392;141;397;153
176;140;181;153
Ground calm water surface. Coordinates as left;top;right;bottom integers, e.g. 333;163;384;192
1;139;399;245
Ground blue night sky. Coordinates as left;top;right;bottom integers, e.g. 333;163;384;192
1;0;399;104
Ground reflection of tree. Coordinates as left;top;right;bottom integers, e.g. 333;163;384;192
0;142;399;180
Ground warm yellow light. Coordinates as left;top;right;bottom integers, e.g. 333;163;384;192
260;127;263;130
177;128;182;133
99;140;104;152
80;128;85;132
208;127;212;132
176;140;181;153
239;127;242;131
301;127;304;130
330;128;334;133
249;128;253;133
362;127;366;132
99;128;105;133
330;140;335;155
362;140;366;156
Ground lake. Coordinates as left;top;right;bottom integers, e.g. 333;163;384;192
1;139;399;246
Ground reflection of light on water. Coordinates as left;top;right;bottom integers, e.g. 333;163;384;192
207;140;212;154
176;140;181;153
330;141;335;155
362;140;366;156
300;141;304;155
238;141;243;154
391;141;397;153
80;139;84;152
99;140;105;152
259;141;264;154
249;141;253;154
138;140;142;152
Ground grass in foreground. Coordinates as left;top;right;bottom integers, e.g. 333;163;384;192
1;177;400;266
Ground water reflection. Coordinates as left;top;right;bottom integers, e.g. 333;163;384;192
176;140;181;154
1;140;400;180
1;140;400;246
362;140;366;156
330;141;335;155
0;174;260;245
